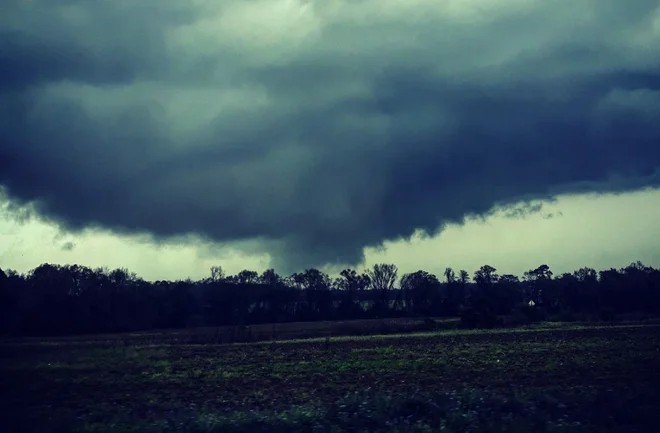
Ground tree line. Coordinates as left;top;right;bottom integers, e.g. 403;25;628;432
1;261;659;336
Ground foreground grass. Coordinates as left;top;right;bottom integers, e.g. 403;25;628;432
2;323;659;432
2;317;460;346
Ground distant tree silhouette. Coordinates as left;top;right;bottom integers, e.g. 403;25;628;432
367;264;398;317
291;268;331;291
1;259;659;336
259;269;282;286
335;269;370;292
444;267;456;284
232;270;259;285
400;270;441;316
458;269;470;285
210;265;226;282
523;264;555;310
474;265;499;286
334;269;370;317
289;269;332;320
493;274;522;314
572;267;599;311
0;267;10;332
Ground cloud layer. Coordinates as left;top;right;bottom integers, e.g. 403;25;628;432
2;0;660;272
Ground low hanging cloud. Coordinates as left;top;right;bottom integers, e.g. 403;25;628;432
60;241;76;252
1;0;660;273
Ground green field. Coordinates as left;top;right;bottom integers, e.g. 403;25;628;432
2;322;659;432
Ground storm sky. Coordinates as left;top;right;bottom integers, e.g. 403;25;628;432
1;0;660;279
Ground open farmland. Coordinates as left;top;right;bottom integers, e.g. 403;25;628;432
0;317;456;347
2;322;660;432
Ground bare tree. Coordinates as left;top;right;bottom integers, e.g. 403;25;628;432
210;265;226;282
367;264;399;291
367;264;398;315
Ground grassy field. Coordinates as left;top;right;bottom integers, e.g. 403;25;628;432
1;317;457;346
2;322;659;432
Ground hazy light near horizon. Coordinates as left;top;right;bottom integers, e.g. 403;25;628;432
2;189;659;281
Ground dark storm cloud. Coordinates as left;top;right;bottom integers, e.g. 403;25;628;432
51;232;76;252
501;202;546;220
1;0;660;272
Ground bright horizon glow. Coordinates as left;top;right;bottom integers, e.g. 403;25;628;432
2;188;659;281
